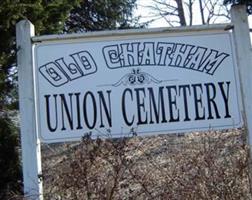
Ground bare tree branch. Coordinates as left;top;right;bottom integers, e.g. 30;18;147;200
146;0;230;27
199;0;206;24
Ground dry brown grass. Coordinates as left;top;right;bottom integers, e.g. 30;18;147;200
41;128;252;200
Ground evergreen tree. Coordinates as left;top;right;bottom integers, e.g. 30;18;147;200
0;0;81;109
0;116;20;199
0;0;81;198
223;0;252;14
65;0;139;32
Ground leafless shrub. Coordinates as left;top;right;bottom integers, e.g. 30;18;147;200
42;129;252;200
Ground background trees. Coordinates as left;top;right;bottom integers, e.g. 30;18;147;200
65;0;139;32
0;0;81;110
0;1;82;198
139;0;252;27
141;0;230;27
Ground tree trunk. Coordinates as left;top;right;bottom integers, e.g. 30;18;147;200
188;0;193;25
199;0;205;24
176;0;186;26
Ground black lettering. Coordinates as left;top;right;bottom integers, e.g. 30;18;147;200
148;87;167;124
74;93;83;130
98;90;112;128
44;94;58;132
122;88;134;126
170;44;193;67
205;83;221;119
156;42;174;66
199;50;229;75
120;43;140;66
140;42;155;65
166;85;179;122
218;81;231;118
71;51;97;76
83;92;97;129
192;84;205;120
60;93;74;130
103;45;122;69
179;85;191;121
55;58;82;81
39;62;68;87
135;88;148;125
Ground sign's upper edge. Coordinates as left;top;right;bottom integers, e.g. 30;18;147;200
32;23;233;43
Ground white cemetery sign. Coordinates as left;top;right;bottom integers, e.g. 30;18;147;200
34;29;242;143
17;6;252;199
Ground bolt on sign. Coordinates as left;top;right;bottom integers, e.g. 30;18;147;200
34;30;242;143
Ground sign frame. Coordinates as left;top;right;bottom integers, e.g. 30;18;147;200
34;28;242;143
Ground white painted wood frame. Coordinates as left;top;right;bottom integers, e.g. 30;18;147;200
16;20;43;200
231;4;252;193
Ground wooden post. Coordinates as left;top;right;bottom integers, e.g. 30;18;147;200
231;4;252;192
16;20;43;200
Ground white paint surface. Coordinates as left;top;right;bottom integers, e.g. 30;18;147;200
34;30;242;143
16;20;43;200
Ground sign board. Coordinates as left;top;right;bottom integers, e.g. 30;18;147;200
34;30;242;143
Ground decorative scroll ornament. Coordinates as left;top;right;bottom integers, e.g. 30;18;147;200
112;68;162;87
